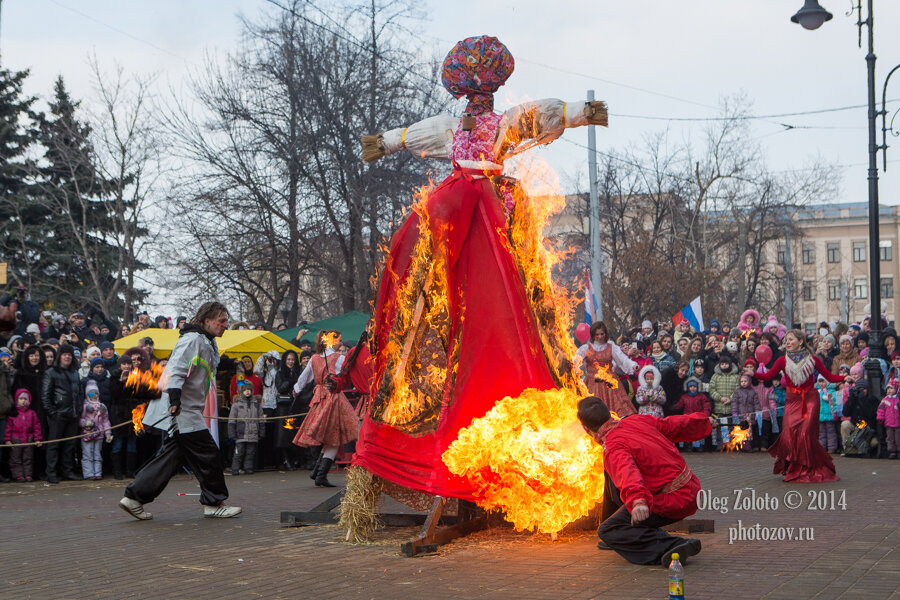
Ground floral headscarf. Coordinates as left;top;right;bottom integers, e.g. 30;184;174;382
441;35;514;116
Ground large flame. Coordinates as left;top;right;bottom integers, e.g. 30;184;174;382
724;425;751;451
125;363;165;395
593;364;619;389
443;388;603;534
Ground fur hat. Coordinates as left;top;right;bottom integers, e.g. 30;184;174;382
738;309;760;331
638;364;661;389
684;376;702;391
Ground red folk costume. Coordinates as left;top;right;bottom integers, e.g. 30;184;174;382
351;36;608;501
577;341;637;417
755;352;844;483
292;352;358;448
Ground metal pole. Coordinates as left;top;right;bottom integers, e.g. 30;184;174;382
864;0;884;396
784;224;793;329
587;90;603;322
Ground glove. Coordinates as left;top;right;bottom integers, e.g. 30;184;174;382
168;388;182;416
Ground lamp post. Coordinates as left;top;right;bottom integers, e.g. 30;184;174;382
791;0;898;396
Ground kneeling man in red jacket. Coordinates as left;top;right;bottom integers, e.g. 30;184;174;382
578;396;713;566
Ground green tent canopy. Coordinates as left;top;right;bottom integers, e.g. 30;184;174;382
274;310;370;346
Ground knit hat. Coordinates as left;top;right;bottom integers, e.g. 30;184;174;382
25;323;40;334
89;357;105;370
839;334;852;345
849;363;864;378
57;344;75;359
726;341;738;354
710;319;720;329
892;351;900;360
0;351;10;359
641;320;653;329
857;332;869;344
888;378;900;391
740;373;752;384
85;345;100;356
850;324;861;332
99;341;115;351
85;380;100;399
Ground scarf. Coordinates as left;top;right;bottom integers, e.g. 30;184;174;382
594;418;621;445
783;350;815;386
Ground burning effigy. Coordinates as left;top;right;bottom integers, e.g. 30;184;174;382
341;35;610;541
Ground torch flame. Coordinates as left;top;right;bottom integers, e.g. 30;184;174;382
125;362;165;394
132;403;147;435
857;419;867;429
323;331;342;349
593;364;619;390
724;425;751;452
283;418;296;430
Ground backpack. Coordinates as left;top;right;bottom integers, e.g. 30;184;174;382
843;423;875;457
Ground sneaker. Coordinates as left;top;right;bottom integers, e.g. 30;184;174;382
15;477;25;482
24;476;32;482
119;496;153;520
203;504;242;518
660;538;702;567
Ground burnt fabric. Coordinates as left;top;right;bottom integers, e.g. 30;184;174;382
352;173;557;501
125;429;227;507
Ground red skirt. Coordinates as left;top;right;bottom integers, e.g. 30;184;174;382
587;378;635;418
768;388;839;483
293;385;359;448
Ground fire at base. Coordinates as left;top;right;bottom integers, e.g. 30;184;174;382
442;387;605;534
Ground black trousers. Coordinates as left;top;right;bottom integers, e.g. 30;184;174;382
46;417;79;477
231;441;257;473
125;429;228;507
598;471;686;565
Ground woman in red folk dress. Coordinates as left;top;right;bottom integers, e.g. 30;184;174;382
754;329;850;483
576;321;638;417
292;330;358;488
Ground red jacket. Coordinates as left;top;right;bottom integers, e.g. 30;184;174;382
603;413;711;519
673;392;711;416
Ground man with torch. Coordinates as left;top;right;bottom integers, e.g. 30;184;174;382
119;301;241;520
578;396;714;566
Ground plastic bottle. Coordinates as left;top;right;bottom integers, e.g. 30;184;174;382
668;552;684;600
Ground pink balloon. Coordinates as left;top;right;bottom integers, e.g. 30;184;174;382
755;344;772;365
576;323;591;343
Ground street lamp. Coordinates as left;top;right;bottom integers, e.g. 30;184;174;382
792;0;898;397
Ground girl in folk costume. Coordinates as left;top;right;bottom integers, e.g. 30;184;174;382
292;330;358;488
576;322;639;417
736;309;761;335
754;330;850;483
634;365;665;418
349;34;609;503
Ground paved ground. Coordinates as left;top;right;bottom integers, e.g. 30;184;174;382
0;453;898;600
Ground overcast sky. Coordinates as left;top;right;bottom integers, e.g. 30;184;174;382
6;0;900;208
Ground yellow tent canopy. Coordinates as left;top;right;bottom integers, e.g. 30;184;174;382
113;329;302;363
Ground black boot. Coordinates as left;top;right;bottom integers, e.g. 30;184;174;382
315;457;337;488
309;456;322;481
126;452;138;478
112;452;125;480
281;449;296;471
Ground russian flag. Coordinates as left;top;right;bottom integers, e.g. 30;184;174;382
584;268;598;324
672;296;704;332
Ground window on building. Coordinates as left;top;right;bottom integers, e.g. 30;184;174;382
802;280;815;301
854;277;868;299
853;241;866;262
777;244;785;266
881;277;894;299
827;280;841;301
802;243;815;264
880;240;892;261
804;323;816;335
827;242;840;263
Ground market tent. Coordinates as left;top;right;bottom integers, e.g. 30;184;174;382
114;329;302;362
274;310;370;345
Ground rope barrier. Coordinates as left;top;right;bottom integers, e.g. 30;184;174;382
3;410;310;448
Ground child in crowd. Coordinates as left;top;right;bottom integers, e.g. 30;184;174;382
228;383;265;475
817;375;841;453
876;378;900;459
731;374;760;452
709;355;739;448
634;365;665;417
4;389;42;482
885;352;900;392
79;381;112;480
841;363;864;449
692;361;710;387
673;377;711;451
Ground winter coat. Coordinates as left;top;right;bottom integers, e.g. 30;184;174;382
842;383;879;426
659;366;688;417
634;366;665;417
80;398;111;441
254;351;280;410
876;395;900;428
0;361;14;419
650;352;676;373
227;395;265;443
4;390;42;442
41;360;81;420
731;386;760;420
830;349;860;375
673;392;711;416
818;385;841;421
708;366;740;416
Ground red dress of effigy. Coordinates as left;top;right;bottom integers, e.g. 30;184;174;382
755;353;844;483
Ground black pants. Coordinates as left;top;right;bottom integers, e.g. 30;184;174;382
231;441;257;473
46;417;79;477
598;471;686;565
125;429;228;507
